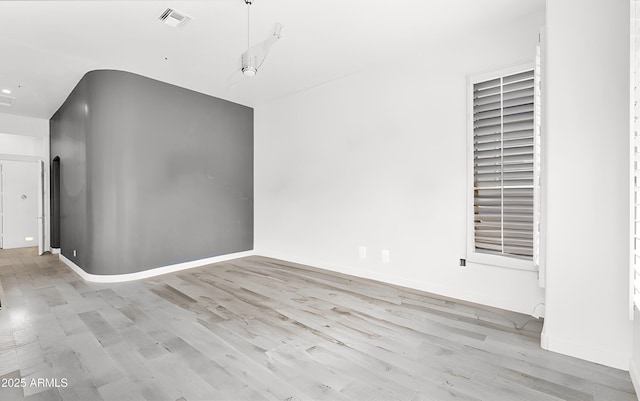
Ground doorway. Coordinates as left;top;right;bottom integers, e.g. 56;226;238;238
0;159;44;253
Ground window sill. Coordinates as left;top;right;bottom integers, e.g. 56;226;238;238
467;252;537;271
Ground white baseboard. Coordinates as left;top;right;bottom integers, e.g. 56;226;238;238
51;248;60;255
630;357;640;400
58;250;255;283
259;251;437;291
542;332;629;371
540;323;549;350
256;251;536;316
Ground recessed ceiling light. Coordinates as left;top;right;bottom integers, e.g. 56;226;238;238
2;89;11;94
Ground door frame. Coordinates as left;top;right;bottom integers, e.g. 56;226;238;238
0;154;47;254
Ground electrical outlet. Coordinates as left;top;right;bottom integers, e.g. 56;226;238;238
358;246;367;260
73;250;77;257
459;258;466;267
381;249;390;263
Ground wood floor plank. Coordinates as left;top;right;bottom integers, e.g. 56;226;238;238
77;310;122;348
24;387;63;401
0;248;636;401
0;369;26;401
68;331;125;389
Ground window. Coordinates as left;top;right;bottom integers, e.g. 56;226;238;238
468;63;541;270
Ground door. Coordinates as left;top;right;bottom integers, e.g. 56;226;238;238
37;160;44;255
1;160;39;249
0;164;3;249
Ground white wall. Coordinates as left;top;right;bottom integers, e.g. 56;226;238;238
0;113;50;251
543;0;632;370
0;113;48;138
0;133;42;156
255;12;545;316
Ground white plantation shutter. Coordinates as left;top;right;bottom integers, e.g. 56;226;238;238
534;41;543;271
472;69;536;260
632;0;640;309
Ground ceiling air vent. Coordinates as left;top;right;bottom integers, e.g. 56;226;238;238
0;95;15;107
159;8;191;28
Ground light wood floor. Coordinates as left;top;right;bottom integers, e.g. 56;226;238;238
0;247;636;401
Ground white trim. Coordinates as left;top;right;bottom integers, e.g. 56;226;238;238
258;252;539;316
535;28;547;288
58;250;256;283
630;355;640;398
0;153;45;163
631;0;637;321
51;247;60;254
538;28;548;288
544;332;630;371
540;323;549;350
466;73;474;261
468;62;536;87
466;251;537;271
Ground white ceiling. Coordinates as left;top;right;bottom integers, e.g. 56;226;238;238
0;0;545;119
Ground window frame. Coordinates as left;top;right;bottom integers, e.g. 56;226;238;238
466;62;539;272
630;0;639;317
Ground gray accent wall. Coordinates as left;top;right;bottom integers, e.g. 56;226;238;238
50;70;253;275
